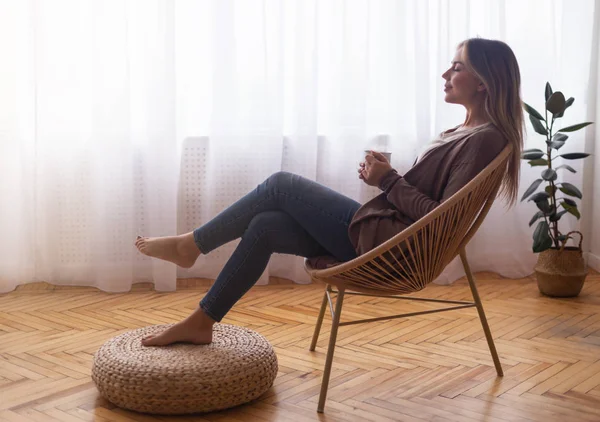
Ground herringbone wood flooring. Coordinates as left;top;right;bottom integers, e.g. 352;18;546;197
1;271;600;421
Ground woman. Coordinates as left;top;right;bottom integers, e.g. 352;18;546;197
135;37;523;347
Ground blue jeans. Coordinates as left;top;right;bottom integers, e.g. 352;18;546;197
193;171;361;322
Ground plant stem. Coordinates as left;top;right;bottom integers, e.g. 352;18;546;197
547;116;560;248
544;215;557;245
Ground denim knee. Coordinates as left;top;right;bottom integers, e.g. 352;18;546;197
245;210;289;245
265;171;292;192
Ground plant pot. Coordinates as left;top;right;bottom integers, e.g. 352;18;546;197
534;231;588;297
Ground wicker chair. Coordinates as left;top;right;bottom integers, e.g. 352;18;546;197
304;144;512;413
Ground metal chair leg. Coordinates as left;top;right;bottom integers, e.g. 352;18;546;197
317;287;345;413
459;249;503;376
310;285;331;351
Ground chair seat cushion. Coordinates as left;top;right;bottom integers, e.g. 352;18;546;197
305;255;341;269
92;323;278;415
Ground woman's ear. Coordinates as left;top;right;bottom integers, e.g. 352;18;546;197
477;82;487;92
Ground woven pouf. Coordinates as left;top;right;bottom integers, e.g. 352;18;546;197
92;323;278;415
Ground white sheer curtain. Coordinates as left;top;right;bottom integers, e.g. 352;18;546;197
0;0;597;293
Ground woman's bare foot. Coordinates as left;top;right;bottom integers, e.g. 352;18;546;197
142;307;215;347
135;232;201;268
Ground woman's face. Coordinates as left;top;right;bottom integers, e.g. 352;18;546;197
441;47;485;106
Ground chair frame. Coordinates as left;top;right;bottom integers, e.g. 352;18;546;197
305;145;512;413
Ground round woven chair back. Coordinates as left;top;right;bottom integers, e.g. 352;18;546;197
305;144;513;295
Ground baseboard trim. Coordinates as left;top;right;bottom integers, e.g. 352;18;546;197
586;252;600;272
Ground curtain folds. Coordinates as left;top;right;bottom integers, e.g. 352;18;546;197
0;0;597;293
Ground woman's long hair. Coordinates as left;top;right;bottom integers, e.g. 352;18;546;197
459;38;524;207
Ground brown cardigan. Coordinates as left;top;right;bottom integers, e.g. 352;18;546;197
349;125;508;255
307;125;507;269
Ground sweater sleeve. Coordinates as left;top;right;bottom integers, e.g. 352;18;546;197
381;133;507;223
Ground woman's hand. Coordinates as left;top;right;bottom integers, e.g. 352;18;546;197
358;151;393;187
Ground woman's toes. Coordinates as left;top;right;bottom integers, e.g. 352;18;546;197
141;335;156;345
143;334;167;347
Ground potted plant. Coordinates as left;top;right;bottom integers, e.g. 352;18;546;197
521;83;593;297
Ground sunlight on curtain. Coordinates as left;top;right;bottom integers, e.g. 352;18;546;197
0;0;597;293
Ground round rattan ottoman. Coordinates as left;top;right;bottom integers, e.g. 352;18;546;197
92;323;278;415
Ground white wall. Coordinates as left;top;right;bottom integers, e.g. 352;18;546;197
587;111;600;271
583;4;600;272
585;126;600;272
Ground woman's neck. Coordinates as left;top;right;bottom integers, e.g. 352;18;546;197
463;115;489;128
463;102;489;128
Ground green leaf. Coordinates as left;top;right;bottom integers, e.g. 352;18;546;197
523;148;545;154
541;168;557;181
522;151;545;160
529;211;545;227
523;103;545;121
549;133;568;150
521;179;543;202
546;92;566;115
555;164;576;173
545;185;557;196
562;202;581;219
558;182;582;199
528;192;550;202
536;199;552;214
553;133;568;142
533;221;553;253
558;122;593;132
528;159;549;166
559;152;590;160
567;207;581;219
556;97;574;118
530;114;548;135
549;209;568;222
545;83;553;102
561;197;577;207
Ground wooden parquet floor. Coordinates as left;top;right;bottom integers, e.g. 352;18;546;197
1;271;600;422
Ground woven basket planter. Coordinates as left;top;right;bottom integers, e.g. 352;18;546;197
534;232;588;297
92;323;278;415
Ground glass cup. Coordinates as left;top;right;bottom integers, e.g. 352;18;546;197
364;150;392;163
